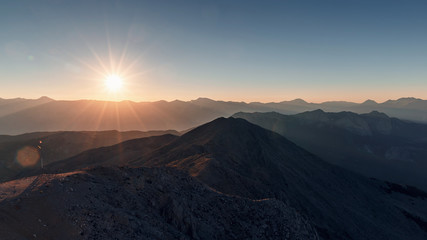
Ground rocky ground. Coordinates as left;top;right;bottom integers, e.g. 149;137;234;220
0;166;318;240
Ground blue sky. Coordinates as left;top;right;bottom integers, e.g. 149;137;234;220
1;0;427;102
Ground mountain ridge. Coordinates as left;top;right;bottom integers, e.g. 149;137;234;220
233;110;427;190
1;96;427;134
39;117;427;240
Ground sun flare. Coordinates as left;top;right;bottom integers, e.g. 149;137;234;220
105;75;123;92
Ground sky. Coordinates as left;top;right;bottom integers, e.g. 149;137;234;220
1;0;427;103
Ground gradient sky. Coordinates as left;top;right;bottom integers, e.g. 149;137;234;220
1;0;427;102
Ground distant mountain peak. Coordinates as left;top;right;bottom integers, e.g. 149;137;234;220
311;109;325;113
362;99;377;105
293;109;332;122
297;109;325;116
383;97;423;105
179;117;288;149
366;111;389;118
192;97;215;103
183;117;249;137
38;96;53;101
289;98;308;104
397;97;422;101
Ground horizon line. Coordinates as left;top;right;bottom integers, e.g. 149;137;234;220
1;96;425;105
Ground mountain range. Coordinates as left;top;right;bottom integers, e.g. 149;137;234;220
2;96;427;239
233;110;427;191
6;117;426;240
1;97;427;134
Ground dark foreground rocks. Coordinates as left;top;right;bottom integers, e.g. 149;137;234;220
0;166;318;240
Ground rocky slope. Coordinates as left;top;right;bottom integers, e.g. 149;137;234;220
45;117;427;240
0;166;318;240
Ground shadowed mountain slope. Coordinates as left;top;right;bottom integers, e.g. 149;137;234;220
46;117;427;240
233;110;427;190
0;130;179;182
0;166;318;240
45;134;179;173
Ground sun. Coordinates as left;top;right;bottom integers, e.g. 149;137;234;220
105;75;123;92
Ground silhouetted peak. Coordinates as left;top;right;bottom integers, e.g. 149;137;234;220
180;117;284;145
383;97;423;105
366;111;389;118
296;109;326;117
184;117;250;135
397;97;421;101
192;97;215;103
311;109;325;113
171;99;185;104
362;99;377;105
289;98;308;104
38;96;53;101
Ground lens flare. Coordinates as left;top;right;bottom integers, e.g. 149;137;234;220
16;146;40;167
